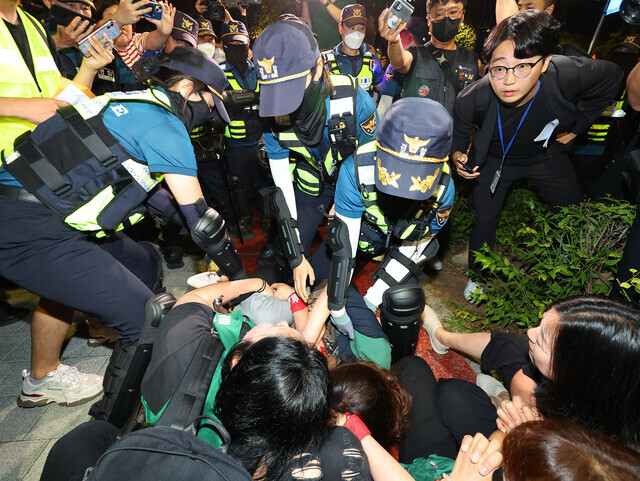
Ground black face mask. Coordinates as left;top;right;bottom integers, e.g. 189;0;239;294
167;90;212;132
292;76;327;147
223;43;249;76
431;17;461;44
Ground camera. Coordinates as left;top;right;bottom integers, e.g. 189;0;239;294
204;0;225;21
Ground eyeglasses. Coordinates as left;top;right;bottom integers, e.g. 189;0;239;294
429;8;464;21
487;57;543;81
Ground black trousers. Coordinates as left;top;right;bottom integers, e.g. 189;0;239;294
469;152;583;274
295;185;336;255
0;197;158;348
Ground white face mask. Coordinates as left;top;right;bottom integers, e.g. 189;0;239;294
197;42;216;58
344;31;365;50
213;48;226;64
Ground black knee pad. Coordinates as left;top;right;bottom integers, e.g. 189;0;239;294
380;285;426;364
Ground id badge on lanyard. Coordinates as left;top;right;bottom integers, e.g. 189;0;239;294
492;81;541;195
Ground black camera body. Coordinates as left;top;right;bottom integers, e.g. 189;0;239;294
205;0;225;21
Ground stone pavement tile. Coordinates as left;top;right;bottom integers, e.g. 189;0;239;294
0;319;31;338
0;334;30;363
0;361;16;386
24;401;93;442
0;396;41;442
3;336;32;363
0;438;49;481
23;439;56;481
0;363;27;398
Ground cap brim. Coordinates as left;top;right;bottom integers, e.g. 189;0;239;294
375;150;443;201
211;91;231;123
223;34;249;44
343;18;367;27
172;32;197;48
258;75;307;117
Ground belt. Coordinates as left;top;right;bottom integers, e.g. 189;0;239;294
0;184;40;203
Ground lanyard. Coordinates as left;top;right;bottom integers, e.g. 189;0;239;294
496;80;541;170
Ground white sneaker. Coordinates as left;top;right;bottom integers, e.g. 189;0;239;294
428;258;443;271
421;305;449;355
476;373;508;398
463;279;483;303
17;364;104;408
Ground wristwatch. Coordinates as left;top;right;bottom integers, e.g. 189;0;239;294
321;0;332;7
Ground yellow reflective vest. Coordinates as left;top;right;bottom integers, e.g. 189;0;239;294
0;8;60;154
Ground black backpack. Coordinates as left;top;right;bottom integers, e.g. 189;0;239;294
83;417;252;481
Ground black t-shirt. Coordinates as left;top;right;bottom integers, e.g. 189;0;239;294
3;16;62;88
487;90;557;165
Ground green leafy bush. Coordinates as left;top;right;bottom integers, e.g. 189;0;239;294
464;197;636;329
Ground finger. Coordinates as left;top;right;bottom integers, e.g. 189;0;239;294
459;434;473;453
504;401;523;425
469;434;489;463
512;396;522;409
496;418;507;433
496;408;514;428
479;451;503;476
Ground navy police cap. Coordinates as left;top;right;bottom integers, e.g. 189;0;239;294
375;97;452;201
252;16;320;117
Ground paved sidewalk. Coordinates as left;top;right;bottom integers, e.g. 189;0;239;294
0;255;202;481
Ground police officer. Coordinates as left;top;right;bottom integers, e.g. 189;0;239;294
321;4;384;95
219;19;266;240
252;16;378;301
379;0;478;114
0;47;246;413
320;97;454;341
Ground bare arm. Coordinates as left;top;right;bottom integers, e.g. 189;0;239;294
495;0;518;24
143;2;174;52
0;97;68;124
377;8;412;74
300;0;312;27
175;278;267;307
509;368;537;406
163;173;205;205
302;287;329;348
319;0;341;23
72;36;116;89
110;0;151;28
628;61;640;111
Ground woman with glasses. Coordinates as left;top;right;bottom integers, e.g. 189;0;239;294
452;10;622;300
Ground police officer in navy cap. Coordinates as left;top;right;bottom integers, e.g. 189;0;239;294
253;15;378;302
316;97;455;342
166;10;199;51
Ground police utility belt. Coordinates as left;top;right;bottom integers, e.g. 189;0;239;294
0;90;170;237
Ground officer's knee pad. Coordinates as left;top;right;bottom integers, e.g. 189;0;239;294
190;208;226;251
380;285;426;364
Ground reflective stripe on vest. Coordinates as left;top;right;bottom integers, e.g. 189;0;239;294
353;141;451;252
0;9;61;154
276;74;357;196
323;49;374;92
223;69;260;140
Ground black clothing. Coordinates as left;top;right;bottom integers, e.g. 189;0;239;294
452;56;624;170
402;43;478;114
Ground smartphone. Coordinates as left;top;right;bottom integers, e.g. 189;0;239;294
387;0;414;29
77;20;120;57
48;3;96;28
456;158;475;173
141;2;163;20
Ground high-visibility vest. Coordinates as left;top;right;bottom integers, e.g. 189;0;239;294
353;141;452;253
222;66;262;142
274;74;358;196
322;48;375;93
1;89;174;236
0;9;61;153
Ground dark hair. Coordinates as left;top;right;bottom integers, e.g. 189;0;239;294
427;0;467;13
535;296;640;451
330;361;412;451
503;420;640;481
215;337;331;481
481;10;560;63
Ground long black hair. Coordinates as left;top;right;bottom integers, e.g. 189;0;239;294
482;10;561;63
535;295;640;451
215;337;331;481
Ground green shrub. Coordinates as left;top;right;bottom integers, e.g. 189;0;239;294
464;197;635;329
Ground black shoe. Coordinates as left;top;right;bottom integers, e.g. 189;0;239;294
162;246;184;269
257;241;277;265
0;301;29;325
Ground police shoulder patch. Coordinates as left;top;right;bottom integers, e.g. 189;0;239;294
435;206;451;227
359;112;377;137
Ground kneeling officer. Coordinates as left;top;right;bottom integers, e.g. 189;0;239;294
322;97;455;343
0;47;247;417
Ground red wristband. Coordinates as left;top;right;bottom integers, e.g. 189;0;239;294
343;412;371;441
289;293;307;313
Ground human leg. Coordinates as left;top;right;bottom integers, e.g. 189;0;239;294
527;153;583;211
29;299;75;379
394;356;459;461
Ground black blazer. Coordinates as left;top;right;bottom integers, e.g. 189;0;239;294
451;55;624;168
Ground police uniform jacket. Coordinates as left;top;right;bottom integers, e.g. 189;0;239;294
451;55;623;170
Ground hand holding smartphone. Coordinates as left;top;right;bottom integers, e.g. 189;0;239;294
77;20;120;57
387;0;413;29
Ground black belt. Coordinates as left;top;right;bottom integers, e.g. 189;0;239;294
0;184;40;203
